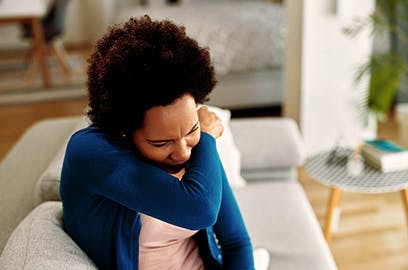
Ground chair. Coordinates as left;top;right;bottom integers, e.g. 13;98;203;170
22;0;72;83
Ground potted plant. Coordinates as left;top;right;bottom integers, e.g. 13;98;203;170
345;0;408;122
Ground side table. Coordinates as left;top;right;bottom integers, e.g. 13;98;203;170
305;148;408;244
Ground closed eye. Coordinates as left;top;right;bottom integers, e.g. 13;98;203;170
187;122;200;135
146;121;199;147
151;142;169;147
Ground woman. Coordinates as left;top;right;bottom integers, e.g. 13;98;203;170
60;16;254;269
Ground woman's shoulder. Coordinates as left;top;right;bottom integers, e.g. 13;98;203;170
66;126;134;162
69;126;109;149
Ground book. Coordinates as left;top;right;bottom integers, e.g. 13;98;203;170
361;139;408;172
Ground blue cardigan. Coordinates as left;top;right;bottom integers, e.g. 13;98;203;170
60;126;254;270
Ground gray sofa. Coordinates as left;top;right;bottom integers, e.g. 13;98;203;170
0;116;337;269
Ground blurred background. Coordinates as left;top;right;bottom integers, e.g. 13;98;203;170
1;0;408;269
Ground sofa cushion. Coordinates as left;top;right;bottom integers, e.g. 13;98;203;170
0;202;96;270
234;181;337;270
35;106;246;204
230;118;307;170
34;116;90;204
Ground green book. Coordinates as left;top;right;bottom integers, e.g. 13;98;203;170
362;139;408;172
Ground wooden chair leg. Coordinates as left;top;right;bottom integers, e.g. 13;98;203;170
50;38;72;80
400;188;408;230
30;17;51;88
324;187;343;245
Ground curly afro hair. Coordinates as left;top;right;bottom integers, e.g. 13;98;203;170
87;15;216;139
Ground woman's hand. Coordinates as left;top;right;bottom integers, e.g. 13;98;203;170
197;106;224;139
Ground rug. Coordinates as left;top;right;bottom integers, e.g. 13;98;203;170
0;54;88;106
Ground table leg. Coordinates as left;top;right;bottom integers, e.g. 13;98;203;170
30;17;51;89
324;187;342;245
400;188;408;229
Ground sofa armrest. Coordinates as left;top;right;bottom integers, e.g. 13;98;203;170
0;117;80;254
230;117;306;177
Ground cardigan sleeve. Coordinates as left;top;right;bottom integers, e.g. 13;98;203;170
62;127;223;230
213;165;254;269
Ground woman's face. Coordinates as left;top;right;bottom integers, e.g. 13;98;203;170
132;94;201;174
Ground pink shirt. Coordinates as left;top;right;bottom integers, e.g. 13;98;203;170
138;213;205;270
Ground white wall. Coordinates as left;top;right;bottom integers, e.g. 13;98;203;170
284;0;375;155
283;0;302;124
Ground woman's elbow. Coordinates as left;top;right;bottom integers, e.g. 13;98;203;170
190;197;220;229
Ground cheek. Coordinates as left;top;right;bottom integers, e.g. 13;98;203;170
188;132;201;148
133;136;168;162
138;145;170;162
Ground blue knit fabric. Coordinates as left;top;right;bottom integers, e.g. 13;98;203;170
60;126;254;269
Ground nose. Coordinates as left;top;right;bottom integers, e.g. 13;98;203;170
170;140;191;164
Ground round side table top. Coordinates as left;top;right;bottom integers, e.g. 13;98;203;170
305;148;408;193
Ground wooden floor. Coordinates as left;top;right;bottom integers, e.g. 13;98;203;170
1;77;408;268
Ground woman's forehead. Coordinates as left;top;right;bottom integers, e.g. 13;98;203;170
141;95;198;134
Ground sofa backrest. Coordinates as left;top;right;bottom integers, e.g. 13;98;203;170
230;117;306;182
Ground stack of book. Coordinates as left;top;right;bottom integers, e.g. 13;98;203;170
361;139;408;172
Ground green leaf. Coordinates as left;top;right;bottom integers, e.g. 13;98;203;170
345;0;408;120
367;53;406;115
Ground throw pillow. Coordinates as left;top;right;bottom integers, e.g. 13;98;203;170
200;104;246;189
0;202;97;270
34;115;90;204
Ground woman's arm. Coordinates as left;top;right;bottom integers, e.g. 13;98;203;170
213;165;255;269
62;129;223;230
62;106;225;229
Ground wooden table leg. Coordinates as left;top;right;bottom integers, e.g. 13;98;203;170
30;17;51;89
324;187;342;245
400;188;408;229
